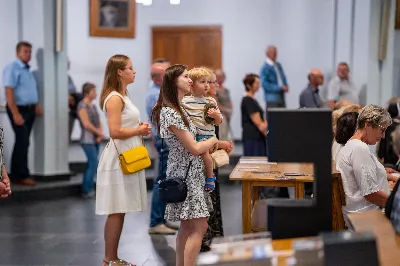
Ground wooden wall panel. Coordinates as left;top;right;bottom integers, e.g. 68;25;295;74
152;26;222;69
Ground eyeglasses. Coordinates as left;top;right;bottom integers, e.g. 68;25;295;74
377;124;387;134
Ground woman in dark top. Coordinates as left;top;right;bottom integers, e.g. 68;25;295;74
241;74;267;156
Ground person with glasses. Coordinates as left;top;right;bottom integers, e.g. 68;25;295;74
337;105;398;228
201;67;233;252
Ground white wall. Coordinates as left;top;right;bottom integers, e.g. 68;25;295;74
0;1;19;106
0;0;69;174
0;0;41;171
68;0;391;140
67;0;272;140
0;0;397;166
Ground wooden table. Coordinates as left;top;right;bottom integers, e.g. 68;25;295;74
348;210;400;266
272;238;300;266
230;161;314;233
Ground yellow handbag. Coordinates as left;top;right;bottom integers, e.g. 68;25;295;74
112;138;151;175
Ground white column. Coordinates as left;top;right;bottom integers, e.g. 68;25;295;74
380;0;396;105
22;0;69;177
335;0;353;65
366;0;395;105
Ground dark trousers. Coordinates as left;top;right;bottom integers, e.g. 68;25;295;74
266;101;286;109
243;139;267;157
6;105;36;180
149;135;169;227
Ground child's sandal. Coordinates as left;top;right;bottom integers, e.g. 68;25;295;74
204;175;216;193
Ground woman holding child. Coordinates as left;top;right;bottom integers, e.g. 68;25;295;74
151;65;218;266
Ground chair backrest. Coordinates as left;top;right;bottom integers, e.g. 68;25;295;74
332;172;346;230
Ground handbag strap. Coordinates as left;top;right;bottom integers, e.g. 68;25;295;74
111;136;145;156
111;139;120;155
161;138;164;178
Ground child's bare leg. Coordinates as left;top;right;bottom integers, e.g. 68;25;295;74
201;152;215;191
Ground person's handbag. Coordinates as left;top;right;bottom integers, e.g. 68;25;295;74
158;139;192;203
385;179;400;234
211;149;230;168
112;138;151;175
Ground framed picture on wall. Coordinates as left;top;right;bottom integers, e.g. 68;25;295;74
396;0;400;29
89;0;136;38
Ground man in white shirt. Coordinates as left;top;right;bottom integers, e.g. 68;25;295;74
327;62;359;110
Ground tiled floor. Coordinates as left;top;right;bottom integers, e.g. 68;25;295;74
0;183;243;266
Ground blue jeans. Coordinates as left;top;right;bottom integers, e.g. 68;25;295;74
150;136;169;227
81;143;99;194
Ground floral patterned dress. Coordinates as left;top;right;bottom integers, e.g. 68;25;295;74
160;107;212;221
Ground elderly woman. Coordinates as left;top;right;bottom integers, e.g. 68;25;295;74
337;105;393;228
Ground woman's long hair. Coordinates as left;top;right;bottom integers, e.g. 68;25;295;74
99;54;130;109
150;64;189;134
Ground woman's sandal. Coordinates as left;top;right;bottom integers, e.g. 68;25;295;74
204;174;216;193
102;259;135;266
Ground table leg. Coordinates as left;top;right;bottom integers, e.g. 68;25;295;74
252;186;259;208
242;181;252;234
295;183;305;199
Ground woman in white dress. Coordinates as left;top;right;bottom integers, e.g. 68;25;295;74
337;105;397;228
96;55;152;266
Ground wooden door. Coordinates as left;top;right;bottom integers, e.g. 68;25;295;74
152;26;222;69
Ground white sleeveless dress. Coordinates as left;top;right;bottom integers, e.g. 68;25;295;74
95;91;148;215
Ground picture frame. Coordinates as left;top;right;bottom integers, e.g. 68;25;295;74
396;0;400;29
89;0;136;38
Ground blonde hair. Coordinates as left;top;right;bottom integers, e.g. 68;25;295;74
188;67;210;83
357;104;392;129
332;104;362;134
198;66;214;75
99;54;130;109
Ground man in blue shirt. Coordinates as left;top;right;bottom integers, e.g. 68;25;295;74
2;41;43;186
146;60;178;235
259;45;289;110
